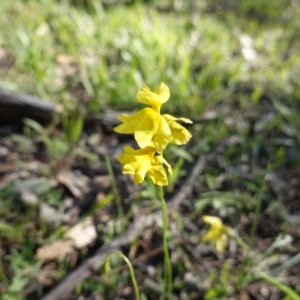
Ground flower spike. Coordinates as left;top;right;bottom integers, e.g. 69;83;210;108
114;83;192;153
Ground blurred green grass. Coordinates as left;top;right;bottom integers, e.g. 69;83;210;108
0;0;299;116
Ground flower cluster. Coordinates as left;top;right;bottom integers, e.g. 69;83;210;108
114;83;192;186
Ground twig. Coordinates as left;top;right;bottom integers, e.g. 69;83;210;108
40;136;241;300
0;90;58;124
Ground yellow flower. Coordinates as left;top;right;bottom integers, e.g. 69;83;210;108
113;83;192;153
137;82;170;113
202;216;232;253
117;144;172;186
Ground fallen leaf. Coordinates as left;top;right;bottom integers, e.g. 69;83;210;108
36;217;97;260
36;240;73;261
57;169;90;199
65;217;97;248
20;189;38;205
39;203;61;225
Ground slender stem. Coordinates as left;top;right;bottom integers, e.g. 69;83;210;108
156;185;172;299
234;234;251;252
105;251;140;300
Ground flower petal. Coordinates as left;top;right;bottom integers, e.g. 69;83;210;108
133;166;149;184
134;110;160;149
148;166;168;186
117;146;138;165
152;116;171;153
163;114;192;145
155;83;170;103
202;215;223;227
168;121;192;144
202;229;219;243
122;159;151;184
122;163;135;174
137;83;170;112
163;114;193;124
114;108;153;134
216;234;228;253
118;146;155;163
153;155;173;174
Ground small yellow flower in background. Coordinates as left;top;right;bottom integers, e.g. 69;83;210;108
114;83;192;153
202;215;232;253
117;144;172;186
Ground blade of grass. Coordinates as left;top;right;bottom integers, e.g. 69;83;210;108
250;164;270;247
257;272;300;300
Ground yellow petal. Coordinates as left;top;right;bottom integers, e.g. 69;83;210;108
117;146;137;165
216;234;228;253
202;231;217;243
155;83;170;103
133;167;149;184
148;166;168;186
122;164;135;174
137;83;170;112
202;215;223;227
123;159;151;184
116;114;131;122
163;114;192;145
163;114;193;124
152;116;171;153
117;147;154;166
114;108;154;134
133;174;143;184
170;123;192;145
134;110;160;149
123;146;135;153
153;155;173;174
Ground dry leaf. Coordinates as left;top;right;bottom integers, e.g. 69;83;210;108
36;217;97;260
65;217;97;248
57;170;86;198
36;240;73;261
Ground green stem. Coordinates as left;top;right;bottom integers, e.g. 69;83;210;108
156;185;172;299
234;234;251;252
105;251;140;300
257;272;300;300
